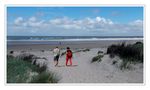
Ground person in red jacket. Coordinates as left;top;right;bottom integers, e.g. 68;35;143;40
66;47;73;66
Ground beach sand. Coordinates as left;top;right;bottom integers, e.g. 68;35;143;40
7;40;143;83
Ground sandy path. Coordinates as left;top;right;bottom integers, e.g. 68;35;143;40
10;48;143;83
7;39;143;83
41;48;143;83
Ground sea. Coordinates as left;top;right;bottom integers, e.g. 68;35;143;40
7;36;143;41
7;36;143;45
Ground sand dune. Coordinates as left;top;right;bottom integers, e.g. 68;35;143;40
7;40;143;83
16;48;143;83
48;48;143;83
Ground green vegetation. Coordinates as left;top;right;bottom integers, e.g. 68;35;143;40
16;53;35;62
31;71;59;83
82;48;90;52
97;51;103;55
120;58;132;70
91;55;104;63
91;50;104;63
112;60;117;65
74;48;90;53
7;55;39;83
107;42;143;70
7;54;59;83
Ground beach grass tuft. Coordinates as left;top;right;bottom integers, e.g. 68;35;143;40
91;55;104;63
107;42;143;62
107;42;143;70
31;71;59;83
16;53;36;62
7;54;59;83
7;56;39;83
112;60;118;65
82;48;90;52
120;58;132;70
97;50;103;54
74;48;90;53
38;65;47;73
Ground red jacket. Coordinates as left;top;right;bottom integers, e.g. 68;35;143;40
66;49;72;58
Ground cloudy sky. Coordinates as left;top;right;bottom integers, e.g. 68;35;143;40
7;7;143;36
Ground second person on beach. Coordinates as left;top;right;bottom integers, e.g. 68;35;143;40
53;46;60;66
66;47;73;66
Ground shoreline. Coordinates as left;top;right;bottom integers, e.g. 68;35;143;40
7;37;143;41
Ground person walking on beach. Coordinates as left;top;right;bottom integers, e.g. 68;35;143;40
66;47;73;66
53;47;60;66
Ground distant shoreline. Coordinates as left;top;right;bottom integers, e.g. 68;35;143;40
7;36;143;41
7;37;143;41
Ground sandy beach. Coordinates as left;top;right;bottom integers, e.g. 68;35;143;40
7;40;143;83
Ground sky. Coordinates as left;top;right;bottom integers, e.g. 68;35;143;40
7;7;143;36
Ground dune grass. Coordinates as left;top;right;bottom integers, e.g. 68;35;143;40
7;54;59;83
7;55;39;83
31;71;59;83
107;42;143;70
91;55;104;63
82;48;90;52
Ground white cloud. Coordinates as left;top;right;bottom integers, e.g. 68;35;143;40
28;20;44;27
129;19;143;26
49;19;62;25
96;16;103;22
10;16;143;36
28;17;43;27
14;17;24;25
95;16;113;24
29;17;37;22
14;17;45;28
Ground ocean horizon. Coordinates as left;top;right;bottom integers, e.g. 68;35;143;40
7;36;143;45
7;36;143;41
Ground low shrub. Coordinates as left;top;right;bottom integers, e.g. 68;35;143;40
91;55;104;63
97;51;103;54
16;53;36;62
38;65;47;73
82;48;90;52
31;71;59;83
107;42;143;63
107;42;143;70
120;58;132;70
112;60;117;65
7;54;14;60
7;54;59;83
7;57;39;83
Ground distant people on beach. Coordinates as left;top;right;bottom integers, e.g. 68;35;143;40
59;42;61;45
66;47;73;66
53;47;60;66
